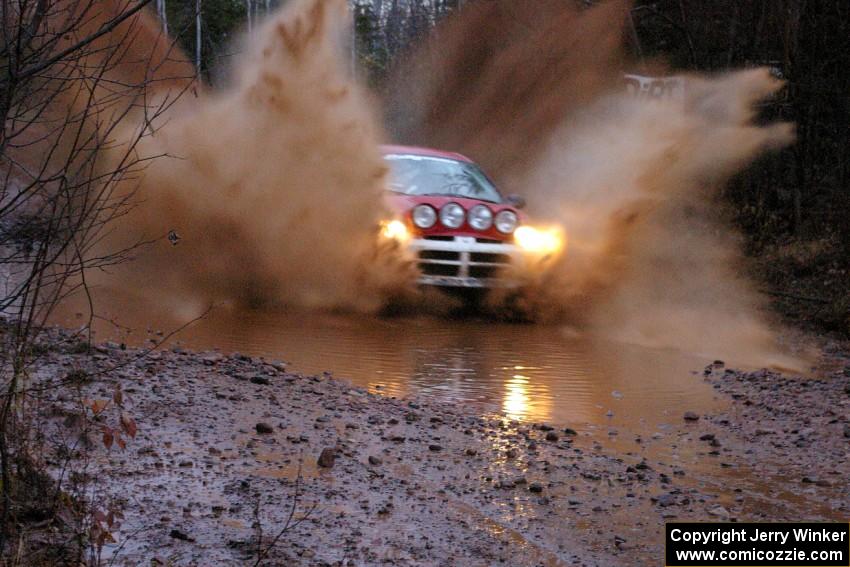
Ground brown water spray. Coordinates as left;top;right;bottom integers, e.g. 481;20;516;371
387;0;803;368
81;0;805;367
103;0;413;314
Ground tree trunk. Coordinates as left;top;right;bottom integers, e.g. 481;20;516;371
196;0;202;76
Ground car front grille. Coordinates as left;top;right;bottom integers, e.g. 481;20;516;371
414;236;514;281
469;265;500;279
470;252;511;264
418;250;460;262
421;263;461;277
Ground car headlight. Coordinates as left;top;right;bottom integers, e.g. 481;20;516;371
380;220;409;242
468;204;493;231
494;210;518;234
514;226;564;255
412;204;437;229
440;203;465;229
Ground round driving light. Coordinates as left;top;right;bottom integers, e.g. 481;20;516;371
440;203;465;229
495;210;518;234
412;204;437;229
468;204;493;231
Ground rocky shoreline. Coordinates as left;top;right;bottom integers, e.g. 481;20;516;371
29;329;850;566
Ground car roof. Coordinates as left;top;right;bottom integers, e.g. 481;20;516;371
380;144;474;163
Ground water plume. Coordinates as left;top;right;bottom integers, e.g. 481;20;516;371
104;0;413;313
385;0;628;183
513;70;797;367
387;0;802;368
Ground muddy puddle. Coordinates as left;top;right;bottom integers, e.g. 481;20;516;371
52;292;848;566
59;293;725;435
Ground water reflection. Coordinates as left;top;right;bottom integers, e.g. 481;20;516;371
59;294;724;430
503;374;531;421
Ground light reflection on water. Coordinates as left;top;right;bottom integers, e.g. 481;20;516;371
71;300;725;430
503;374;534;421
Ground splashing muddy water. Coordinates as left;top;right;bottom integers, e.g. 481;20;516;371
386;0;800;368
506;70;797;367
67;0;806;369
102;0;411;313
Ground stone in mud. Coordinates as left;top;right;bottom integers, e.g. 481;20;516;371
368;455;382;466
505;448;518;459
465;448;477;457
318;448;336;468
655;493;677;507
683;411;700;421
428;444;443;452
707;505;729;519
563;427;578;436
201;353;223;366
844;424;850;438
255;422;274;434
529;482;544;493
545;432;559;442
699;433;715;441
169;529;194;542
250;376;270;385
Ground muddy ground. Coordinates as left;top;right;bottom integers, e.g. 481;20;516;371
31;329;850;566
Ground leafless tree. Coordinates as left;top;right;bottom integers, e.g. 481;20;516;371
0;0;194;556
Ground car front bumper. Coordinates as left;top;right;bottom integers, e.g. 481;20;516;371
409;236;520;288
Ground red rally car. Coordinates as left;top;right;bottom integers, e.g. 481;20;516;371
379;145;563;289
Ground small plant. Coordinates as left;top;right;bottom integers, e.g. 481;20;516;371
251;459;317;566
85;385;138;452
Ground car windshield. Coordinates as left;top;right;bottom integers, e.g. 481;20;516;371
384;154;503;203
